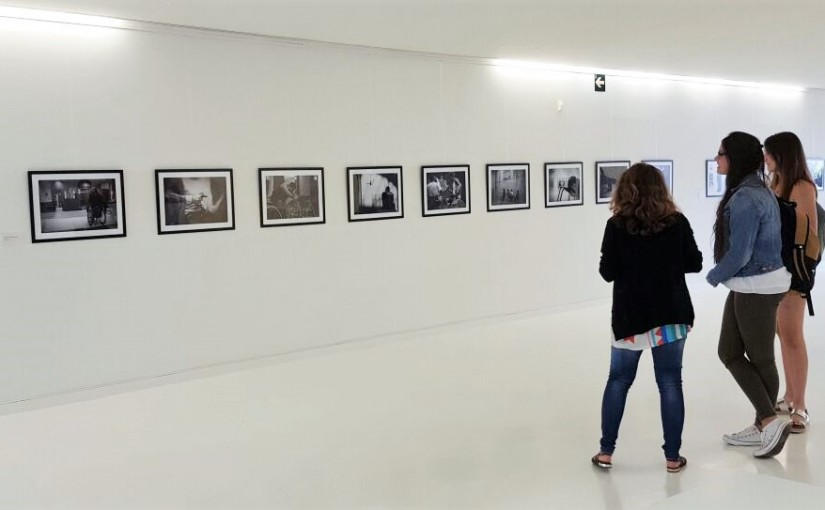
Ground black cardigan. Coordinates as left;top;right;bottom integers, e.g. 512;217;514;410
599;213;703;339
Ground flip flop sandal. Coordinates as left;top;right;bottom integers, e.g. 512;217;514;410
775;398;793;414
666;456;687;473
591;453;612;469
790;410;810;434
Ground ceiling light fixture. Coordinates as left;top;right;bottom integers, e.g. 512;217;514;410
492;59;806;93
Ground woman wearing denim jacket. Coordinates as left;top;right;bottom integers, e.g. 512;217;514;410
707;131;791;458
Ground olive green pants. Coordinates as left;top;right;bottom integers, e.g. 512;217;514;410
717;291;785;422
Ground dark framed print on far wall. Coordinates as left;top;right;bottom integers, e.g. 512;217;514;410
259;167;325;227
421;165;470;217
706;159;726;197
545;162;583;207
156;169;235;234
807;158;824;191
28;170;126;243
595;161;631;204
347;166;403;222
643;159;674;194
487;163;530;211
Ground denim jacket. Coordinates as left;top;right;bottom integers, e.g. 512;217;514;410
706;174;784;286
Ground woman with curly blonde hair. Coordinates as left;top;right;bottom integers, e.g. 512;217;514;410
592;163;702;473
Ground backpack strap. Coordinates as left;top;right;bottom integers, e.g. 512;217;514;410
816;202;825;255
807;294;815;316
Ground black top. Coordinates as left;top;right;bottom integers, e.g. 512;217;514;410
599;213;703;339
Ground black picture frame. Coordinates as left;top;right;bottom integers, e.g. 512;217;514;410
643;159;674;194
421;165;471;217
347;166;404;222
544;162;583;207
487;163;530;212
807;158;824;191
705;159;725;197
595;161;631;204
258;167;326;227
28;170;126;243
155;169;235;235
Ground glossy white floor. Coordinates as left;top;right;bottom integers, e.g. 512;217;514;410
1;285;823;509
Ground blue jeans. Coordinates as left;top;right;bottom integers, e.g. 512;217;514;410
599;339;686;460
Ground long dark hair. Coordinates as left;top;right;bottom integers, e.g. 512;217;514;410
765;131;814;200
712;131;765;262
610;163;679;234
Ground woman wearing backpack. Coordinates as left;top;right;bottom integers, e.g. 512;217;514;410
707;131;791;458
765;131;819;433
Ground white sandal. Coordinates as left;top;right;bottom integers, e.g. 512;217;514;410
775;398;793;414
790;409;810;434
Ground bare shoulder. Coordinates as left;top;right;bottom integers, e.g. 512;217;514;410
789;180;816;200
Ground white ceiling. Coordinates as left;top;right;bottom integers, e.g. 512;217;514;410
4;0;825;88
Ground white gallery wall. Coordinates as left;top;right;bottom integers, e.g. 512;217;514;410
1;20;823;405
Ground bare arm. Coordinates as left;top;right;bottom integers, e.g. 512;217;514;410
790;181;818;230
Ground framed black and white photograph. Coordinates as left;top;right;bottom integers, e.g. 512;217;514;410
259;168;325;227
28;170;126;243
706;159;726;197
643;159;674;193
487;163;530;211
421;165;470;217
596;161;631;204
807;158;824;191
347;166;403;222
156;169;234;234
544;162;583;207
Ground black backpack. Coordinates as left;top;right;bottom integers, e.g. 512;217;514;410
777;196;823;315
817;201;825;255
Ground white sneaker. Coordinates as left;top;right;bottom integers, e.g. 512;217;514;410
723;424;762;446
754;419;791;458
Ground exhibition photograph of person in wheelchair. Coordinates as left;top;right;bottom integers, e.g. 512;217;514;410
155;169;235;235
33;177;119;232
28;170;126;243
259;168;325;227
